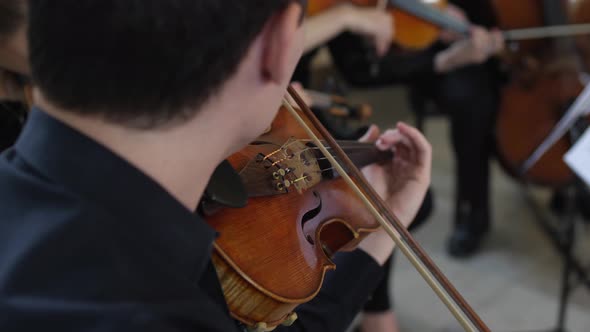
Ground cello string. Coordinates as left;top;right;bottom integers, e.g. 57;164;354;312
281;96;483;332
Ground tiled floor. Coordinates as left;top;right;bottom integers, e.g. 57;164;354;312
346;86;590;332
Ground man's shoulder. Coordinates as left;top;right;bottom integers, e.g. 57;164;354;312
0;149;115;277
0;148;101;224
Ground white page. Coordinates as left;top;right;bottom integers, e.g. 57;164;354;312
564;128;590;186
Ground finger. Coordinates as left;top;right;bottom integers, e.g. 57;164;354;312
376;128;404;148
380;129;410;148
359;124;380;143
493;30;505;53
470;26;487;47
396;122;432;164
446;4;467;23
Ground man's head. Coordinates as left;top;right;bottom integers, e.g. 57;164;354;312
29;0;305;134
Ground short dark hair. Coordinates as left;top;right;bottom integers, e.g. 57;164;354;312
0;0;24;42
28;0;300;128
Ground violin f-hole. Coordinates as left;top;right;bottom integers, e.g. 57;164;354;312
301;191;322;245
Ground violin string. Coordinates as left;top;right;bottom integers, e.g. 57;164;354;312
263;147;283;161
262;139;375;161
262;139;301;161
271;156;291;167
299;139;375;148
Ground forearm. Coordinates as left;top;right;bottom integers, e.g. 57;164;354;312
304;5;353;53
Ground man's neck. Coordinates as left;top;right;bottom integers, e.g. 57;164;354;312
37;96;238;211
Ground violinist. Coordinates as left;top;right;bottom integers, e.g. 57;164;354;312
0;1;432;332
0;0;28;151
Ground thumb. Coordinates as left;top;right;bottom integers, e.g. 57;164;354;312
359;124;380;143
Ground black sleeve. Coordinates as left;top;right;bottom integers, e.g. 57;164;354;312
327;32;445;87
275;249;385;332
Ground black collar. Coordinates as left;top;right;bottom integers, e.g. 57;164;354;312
15;108;217;278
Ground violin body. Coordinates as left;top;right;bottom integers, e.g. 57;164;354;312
308;0;448;49
205;106;382;330
391;0;446;49
493;0;586;187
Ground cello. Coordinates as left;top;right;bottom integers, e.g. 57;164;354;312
494;0;587;187
202;86;490;331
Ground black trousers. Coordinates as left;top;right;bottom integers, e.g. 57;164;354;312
426;64;497;231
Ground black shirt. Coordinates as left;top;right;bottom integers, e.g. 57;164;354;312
0;108;385;331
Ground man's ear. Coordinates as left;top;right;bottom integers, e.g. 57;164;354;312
260;3;302;84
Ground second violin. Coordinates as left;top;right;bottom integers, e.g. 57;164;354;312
307;0;470;49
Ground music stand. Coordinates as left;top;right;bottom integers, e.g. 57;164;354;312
517;86;590;331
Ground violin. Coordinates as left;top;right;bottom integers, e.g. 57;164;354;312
308;0;470;50
203;86;490;331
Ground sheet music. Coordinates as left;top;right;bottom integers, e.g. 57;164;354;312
564;128;590;186
521;80;590;173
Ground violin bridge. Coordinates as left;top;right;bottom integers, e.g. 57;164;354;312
239;138;323;197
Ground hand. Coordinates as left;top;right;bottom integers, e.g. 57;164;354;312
342;4;394;57
435;26;505;73
439;4;468;42
359;123;431;224
356;123;432;265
